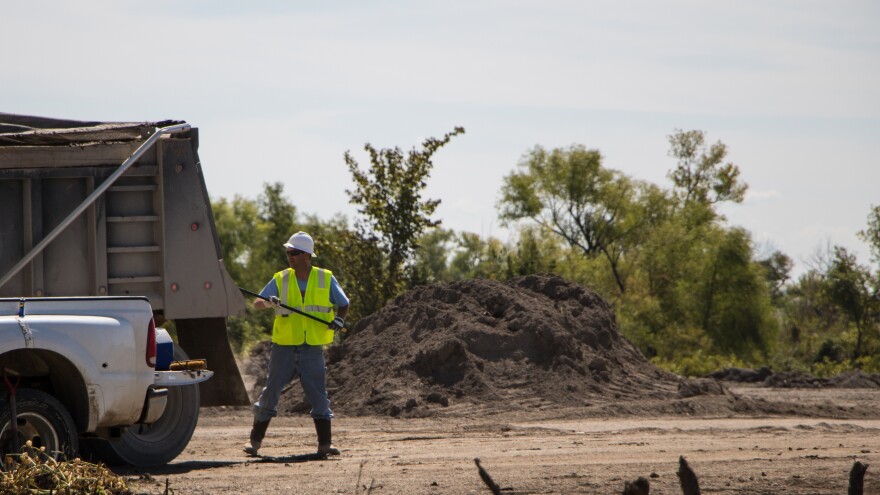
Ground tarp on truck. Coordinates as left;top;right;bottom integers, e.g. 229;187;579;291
0;113;183;147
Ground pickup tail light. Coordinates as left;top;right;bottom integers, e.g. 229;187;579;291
146;318;157;367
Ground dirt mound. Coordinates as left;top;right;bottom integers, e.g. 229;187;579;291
707;367;880;389
828;370;880;388
762;370;826;388
245;275;880;419
248;275;686;416
705;367;773;383
314;274;683;416
677;378;727;398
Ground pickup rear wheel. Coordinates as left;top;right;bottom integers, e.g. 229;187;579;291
0;389;78;461
80;345;200;466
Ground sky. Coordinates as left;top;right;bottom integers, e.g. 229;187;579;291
3;1;879;277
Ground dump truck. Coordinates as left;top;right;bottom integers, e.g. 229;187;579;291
0;113;249;407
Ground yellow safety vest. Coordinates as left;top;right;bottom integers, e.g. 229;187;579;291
271;267;335;345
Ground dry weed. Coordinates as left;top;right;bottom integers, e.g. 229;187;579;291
0;441;132;495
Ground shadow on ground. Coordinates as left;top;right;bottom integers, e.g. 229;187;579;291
116;452;337;476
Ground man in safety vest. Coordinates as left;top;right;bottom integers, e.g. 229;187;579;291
244;231;350;457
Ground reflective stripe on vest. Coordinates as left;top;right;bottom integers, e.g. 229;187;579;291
271;267;335;345
275;269;291;316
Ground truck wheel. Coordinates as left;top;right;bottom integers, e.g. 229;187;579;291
0;389;78;461
80;345;200;466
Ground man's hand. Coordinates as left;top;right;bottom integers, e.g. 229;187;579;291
328;317;345;331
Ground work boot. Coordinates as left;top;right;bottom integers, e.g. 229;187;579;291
243;418;270;456
314;418;340;456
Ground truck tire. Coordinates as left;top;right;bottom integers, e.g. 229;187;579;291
80;344;200;466
0;389;78;461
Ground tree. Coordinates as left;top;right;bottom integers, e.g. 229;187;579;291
407;228;456;287
667;129;747;211
256;182;298;274
212;195;262;291
211;182;299;301
637;213;703;331
781;268;848;366
212;195;272;353
505;226;562;278
858;204;880;266
299;215;388;323
824;246;880;361
345;127;465;303
211;183;299;353
449;232;509;281
696;227;777;357
498;145;664;294
635;217;778;362
758;250;793;303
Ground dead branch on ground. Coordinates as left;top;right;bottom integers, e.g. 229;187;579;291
623;476;650;495
849;461;869;495
474;458;502;495
677;456;701;495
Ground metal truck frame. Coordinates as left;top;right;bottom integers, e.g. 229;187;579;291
0;113;249;406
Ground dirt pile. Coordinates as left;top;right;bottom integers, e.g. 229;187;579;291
244;275;880;419
707;368;880;389
249;274;691;417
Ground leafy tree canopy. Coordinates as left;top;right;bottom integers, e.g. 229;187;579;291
345;127;465;302
667;129;747;208
498;144;666;294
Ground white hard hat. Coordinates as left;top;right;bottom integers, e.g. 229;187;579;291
283;231;315;256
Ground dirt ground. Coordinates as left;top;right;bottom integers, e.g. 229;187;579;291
121;276;880;494
120;386;880;495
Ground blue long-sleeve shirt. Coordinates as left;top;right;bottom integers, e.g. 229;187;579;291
258;272;350;308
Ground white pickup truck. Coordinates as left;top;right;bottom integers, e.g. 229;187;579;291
0;296;212;466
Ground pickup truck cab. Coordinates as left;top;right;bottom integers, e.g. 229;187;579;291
0;296;212;466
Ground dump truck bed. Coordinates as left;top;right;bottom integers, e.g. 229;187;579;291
0;113;248;406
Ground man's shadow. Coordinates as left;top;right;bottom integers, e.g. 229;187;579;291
253;452;338;463
116;452;337;476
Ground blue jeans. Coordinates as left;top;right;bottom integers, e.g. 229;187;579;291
253;344;333;422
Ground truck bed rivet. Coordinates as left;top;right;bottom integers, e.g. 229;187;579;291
191;222;199;231
204;281;212;290
171;283;179;292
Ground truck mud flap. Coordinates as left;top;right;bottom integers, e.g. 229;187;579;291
175;317;249;406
